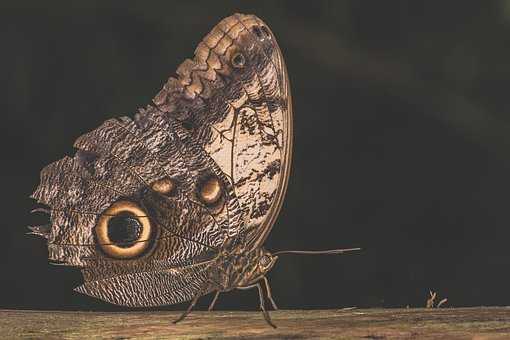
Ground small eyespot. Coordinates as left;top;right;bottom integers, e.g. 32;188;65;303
198;175;223;206
260;26;271;39
252;25;263;39
231;52;246;68
151;177;175;196
95;201;152;259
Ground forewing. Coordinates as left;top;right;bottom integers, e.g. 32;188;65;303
154;14;293;249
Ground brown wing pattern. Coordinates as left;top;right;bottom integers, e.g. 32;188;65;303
31;13;291;307
76;261;214;307
154;14;292;249
31;107;236;305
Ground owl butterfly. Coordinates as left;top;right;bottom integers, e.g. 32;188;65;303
30;13;359;327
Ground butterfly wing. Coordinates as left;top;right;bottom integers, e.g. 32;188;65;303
75;261;214;307
31;107;241;306
154;14;293;250
31;13;291;307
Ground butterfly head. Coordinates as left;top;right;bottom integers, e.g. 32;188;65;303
258;250;278;274
240;248;279;286
259;249;278;273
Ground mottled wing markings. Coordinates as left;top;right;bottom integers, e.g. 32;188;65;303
32;13;292;308
76;261;214;307
168;118;246;239
153;13;291;247
203;15;289;242
32;109;231;269
75;114;225;249
239;14;293;247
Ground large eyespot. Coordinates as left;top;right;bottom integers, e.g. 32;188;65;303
231;52;246;68
151;177;175;196
197;175;223;207
95;201;152;259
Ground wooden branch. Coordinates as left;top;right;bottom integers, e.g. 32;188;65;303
1;308;510;339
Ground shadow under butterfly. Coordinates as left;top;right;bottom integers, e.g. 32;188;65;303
29;13;360;328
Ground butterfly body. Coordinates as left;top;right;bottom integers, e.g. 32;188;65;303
208;241;277;290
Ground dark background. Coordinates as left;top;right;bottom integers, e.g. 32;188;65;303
2;0;510;311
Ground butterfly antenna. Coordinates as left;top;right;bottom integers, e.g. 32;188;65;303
273;247;361;256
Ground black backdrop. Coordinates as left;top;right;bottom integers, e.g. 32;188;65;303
2;1;510;311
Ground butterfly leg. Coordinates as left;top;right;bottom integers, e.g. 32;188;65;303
208;291;221;311
238;282;277;328
173;290;203;324
262;276;278;310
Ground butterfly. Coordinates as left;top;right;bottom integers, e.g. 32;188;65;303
29;13;359;328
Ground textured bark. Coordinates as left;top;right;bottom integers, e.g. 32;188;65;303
2;308;510;339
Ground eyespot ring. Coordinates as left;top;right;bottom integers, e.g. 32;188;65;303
231;52;246;68
95;201;152;259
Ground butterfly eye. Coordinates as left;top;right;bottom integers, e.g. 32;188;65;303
259;255;271;268
198;175;223;206
151;177;175;195
95;201;152;259
231;52;246;68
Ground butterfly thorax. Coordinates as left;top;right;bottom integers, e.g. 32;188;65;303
210;244;278;291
